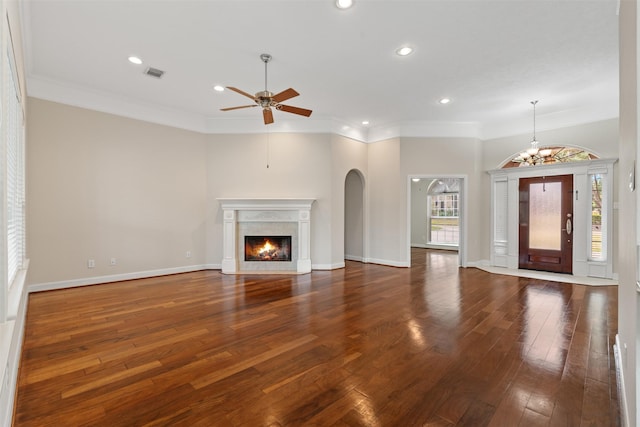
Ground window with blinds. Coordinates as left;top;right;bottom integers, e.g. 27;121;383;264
5;32;25;289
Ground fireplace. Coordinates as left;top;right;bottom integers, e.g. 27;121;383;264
218;198;315;274
245;236;292;261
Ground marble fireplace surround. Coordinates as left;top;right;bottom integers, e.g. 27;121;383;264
218;198;315;274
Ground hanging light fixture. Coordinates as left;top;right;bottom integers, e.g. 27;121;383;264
514;100;554;166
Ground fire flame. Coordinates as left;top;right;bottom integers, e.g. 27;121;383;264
259;241;274;254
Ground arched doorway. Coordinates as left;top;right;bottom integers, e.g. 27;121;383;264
345;169;365;262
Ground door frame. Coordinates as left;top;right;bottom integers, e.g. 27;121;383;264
488;158;616;279
407;174;468;268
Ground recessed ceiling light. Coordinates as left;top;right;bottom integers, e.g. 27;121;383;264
336;0;353;9
396;46;413;56
412;178;421;182
128;56;142;65
439;98;451;104
362;120;369;125
214;85;225;92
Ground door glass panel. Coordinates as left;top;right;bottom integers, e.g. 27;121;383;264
529;182;561;250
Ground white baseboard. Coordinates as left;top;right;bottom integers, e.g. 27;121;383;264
411;243;459;251
615;334;630;427
312;262;345;270
344;255;363;262
467;259;490;268
28;264;212;293
365;258;410;268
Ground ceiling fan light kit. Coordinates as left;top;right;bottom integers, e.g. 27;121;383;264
220;53;313;125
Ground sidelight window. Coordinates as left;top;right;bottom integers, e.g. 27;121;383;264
590;174;606;261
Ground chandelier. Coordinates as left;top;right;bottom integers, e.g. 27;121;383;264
513;100;554;166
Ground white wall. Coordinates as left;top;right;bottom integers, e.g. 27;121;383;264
26;99;208;285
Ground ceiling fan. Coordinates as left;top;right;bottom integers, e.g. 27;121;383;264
220;54;313;125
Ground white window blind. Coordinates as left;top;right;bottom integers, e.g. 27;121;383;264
6;41;24;288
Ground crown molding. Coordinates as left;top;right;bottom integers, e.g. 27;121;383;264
26;74;618;143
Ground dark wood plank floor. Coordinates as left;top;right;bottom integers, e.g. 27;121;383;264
14;249;619;426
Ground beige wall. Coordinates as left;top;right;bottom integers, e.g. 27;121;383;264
482;118;619;170
204;132;335;268
26;114;371;279
26;101;623;281
618;1;637;424
401;137;484;264
368;138;404;265
26;98;208;284
332;135;368;266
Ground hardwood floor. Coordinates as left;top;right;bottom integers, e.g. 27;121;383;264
14;249;619;426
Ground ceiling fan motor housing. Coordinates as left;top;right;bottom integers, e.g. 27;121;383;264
255;91;274;107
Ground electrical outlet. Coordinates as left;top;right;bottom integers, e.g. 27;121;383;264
87;259;95;268
110;258;117;266
186;251;192;258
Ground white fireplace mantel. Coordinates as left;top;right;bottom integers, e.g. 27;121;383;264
217;198;316;274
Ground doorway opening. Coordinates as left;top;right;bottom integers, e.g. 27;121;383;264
409;176;467;267
345;169;366;263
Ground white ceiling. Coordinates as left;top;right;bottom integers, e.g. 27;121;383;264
21;0;619;142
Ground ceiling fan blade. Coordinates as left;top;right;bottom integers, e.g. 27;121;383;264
263;108;274;125
220;104;257;111
277;104;313;117
227;86;257;100
271;88;299;103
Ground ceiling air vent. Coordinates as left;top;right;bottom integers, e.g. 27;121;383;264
144;67;165;79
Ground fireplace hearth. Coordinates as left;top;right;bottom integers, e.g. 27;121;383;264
245;236;292;261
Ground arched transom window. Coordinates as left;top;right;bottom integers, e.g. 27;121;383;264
503;146;599;168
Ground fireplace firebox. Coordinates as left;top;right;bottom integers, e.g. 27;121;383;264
245;236;292;261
